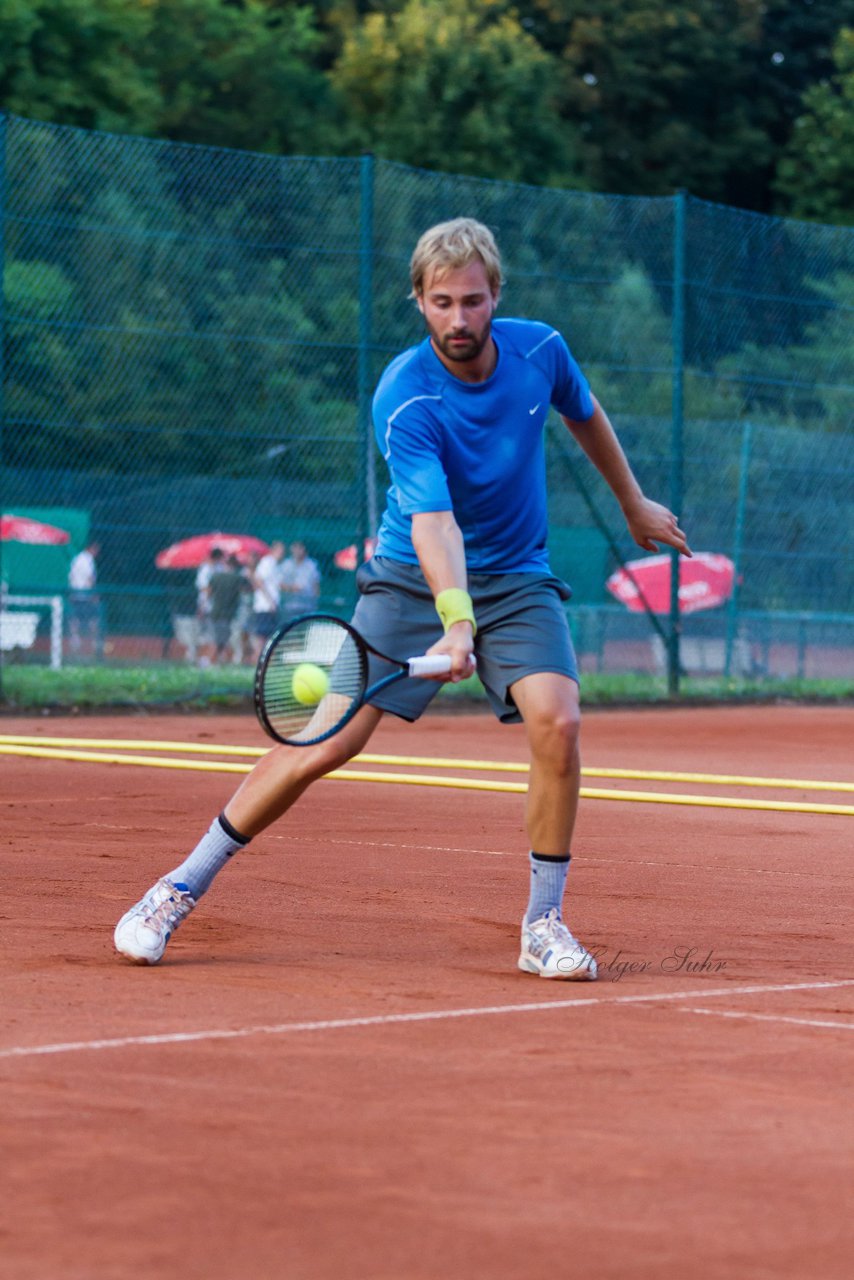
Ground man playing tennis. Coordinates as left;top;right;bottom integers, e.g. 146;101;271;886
115;217;691;978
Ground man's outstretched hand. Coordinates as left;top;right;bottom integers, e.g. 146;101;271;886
623;496;692;557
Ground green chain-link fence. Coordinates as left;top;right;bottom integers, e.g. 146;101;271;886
1;114;852;693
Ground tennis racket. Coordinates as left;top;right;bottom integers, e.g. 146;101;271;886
254;612;456;745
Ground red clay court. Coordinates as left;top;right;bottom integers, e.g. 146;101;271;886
2;702;853;1279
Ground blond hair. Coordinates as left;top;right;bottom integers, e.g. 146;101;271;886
409;218;503;297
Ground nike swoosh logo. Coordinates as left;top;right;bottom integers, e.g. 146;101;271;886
529;403;541;415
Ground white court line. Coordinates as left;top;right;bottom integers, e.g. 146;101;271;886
2;979;854;1062
270;829;845;880
682;1007;854;1032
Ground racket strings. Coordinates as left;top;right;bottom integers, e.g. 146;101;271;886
259;619;366;744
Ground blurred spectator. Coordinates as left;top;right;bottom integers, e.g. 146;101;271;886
230;554;256;664
208;554;246;664
166;576;199;664
68;540;101;659
195;546;225;667
251;540;286;660
280;540;321;618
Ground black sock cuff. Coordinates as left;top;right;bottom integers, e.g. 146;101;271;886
218;811;251;846
531;851;571;864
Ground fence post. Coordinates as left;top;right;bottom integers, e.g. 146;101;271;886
668;189;687;696
0;114;7;701
357;153;376;554
0;113;5;449
0;113;7;522
725;420;751;676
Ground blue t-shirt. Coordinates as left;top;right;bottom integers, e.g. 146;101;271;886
372;318;594;572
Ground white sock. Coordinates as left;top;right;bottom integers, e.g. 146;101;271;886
525;851;570;923
166;812;250;899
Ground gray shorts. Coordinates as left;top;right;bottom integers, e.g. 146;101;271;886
351;557;578;724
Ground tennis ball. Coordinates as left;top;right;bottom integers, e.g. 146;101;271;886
291;661;329;706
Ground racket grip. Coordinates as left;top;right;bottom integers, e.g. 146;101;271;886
407;654;476;677
407;654;453;677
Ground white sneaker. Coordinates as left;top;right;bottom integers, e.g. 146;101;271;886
518;908;598;981
114;877;197;965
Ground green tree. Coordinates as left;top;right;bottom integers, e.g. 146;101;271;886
737;1;854;210
575;265;675;416
329;0;583;187
724;270;853;432
513;0;854;209
775;30;854;226
0;0;161;132
543;0;769;201
0;0;342;154
142;0;342;155
753;2;854;143
3;259;80;469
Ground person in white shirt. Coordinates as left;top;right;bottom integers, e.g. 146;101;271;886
250;541;285;660
279;540;321;617
67;540;101;658
194;547;225;667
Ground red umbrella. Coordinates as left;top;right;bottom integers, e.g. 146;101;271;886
155;532;271;570
1;513;71;545
333;537;377;571
606;552;736;615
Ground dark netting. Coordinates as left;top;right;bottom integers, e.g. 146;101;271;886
1;115;851;686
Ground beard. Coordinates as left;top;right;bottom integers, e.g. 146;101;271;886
429;319;492;364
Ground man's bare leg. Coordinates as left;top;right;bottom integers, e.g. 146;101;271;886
226;705;384;836
511;672;595;980
114;706;384;963
511;671;581;855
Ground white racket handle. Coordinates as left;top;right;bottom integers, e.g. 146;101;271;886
407;654;475;677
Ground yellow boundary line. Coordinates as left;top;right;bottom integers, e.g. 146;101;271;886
1;734;851;794
0;734;269;756
1;740;852;816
